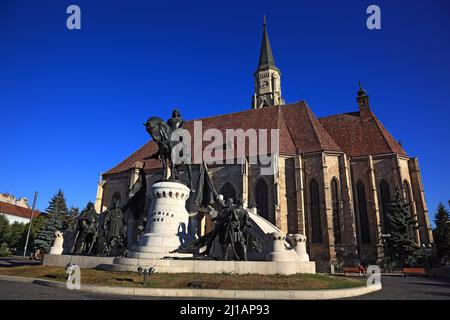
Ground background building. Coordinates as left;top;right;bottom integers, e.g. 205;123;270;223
0;193;40;224
95;21;433;268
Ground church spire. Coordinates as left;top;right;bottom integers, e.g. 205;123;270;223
252;16;284;109
256;15;278;72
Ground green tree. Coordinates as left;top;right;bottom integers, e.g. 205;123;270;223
0;243;11;257
0;215;10;244
384;189;422;267
0;215;11;256
19;215;46;255
65;206;79;231
7;222;27;252
433;203;450;261
33;190;69;253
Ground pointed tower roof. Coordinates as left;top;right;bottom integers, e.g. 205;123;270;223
256;15;278;72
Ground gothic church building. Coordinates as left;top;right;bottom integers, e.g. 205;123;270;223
95;21;433;267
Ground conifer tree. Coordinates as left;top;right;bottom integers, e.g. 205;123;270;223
33;190;69;253
0;215;9;245
384;189;422;267
433;203;450;261
65;206;79;231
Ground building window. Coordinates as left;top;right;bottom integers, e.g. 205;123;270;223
254;179;269;222
403;180;412;214
403;180;417;241
310;179;322;244
379;180;391;233
331;178;341;244
356;181;371;244
219;182;237;202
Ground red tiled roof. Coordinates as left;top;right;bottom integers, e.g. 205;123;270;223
0;202;40;220
103;101;407;176
104;101;341;175
319;111;407;157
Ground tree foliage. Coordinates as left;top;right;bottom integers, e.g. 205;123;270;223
33;190;69;253
384;189;422;267
0;215;9;244
433;203;450;262
19;215;46;254
65;206;79;231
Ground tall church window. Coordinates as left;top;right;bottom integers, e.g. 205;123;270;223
310;179;322;244
331;178;341;244
403;180;417;241
379;180;391;233
403;180;412;215
356;181;371;244
254;179;269;222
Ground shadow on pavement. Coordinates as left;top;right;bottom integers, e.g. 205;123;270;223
0;256;41;268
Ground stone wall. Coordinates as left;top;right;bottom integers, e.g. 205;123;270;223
97;151;432;267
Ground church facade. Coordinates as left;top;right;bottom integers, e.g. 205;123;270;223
94;21;433;268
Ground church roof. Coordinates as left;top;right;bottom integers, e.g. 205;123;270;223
104;101;408;176
256;18;278;72
103;101;341;176
318;111;407;157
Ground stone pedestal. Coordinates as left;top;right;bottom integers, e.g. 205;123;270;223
49;231;64;255
127;181;193;259
266;232;293;262
289;233;310;262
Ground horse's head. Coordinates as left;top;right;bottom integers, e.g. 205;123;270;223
143;116;167;141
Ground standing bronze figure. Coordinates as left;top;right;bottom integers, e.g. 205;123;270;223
73;202;98;255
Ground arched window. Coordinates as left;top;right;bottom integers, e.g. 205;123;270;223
356;181;371;244
331;178;341;244
219;182;237;202
403;180;416;241
379;180;391;233
403;180;412;215
310;179;322;244
254;179;269;221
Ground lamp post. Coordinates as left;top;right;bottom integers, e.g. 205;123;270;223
22;192;38;260
378;233;391;271
138;266;155;285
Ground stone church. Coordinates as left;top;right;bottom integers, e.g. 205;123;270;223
94;20;433;268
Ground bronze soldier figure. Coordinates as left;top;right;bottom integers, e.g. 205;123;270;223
73;202;98;255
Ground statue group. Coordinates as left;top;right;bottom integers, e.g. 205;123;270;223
174;163;261;261
72;199;127;257
72;108;261;261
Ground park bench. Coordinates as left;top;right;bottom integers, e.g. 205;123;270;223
343;267;365;276
402;267;427;277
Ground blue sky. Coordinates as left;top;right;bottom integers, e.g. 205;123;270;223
0;0;449;224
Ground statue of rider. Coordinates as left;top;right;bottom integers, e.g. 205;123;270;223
166;108;193;190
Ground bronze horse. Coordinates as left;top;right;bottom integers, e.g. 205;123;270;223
143;116;193;188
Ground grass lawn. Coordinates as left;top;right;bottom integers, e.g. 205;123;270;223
0;265;366;290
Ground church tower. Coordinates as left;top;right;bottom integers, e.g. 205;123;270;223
252;16;285;109
356;81;372;119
